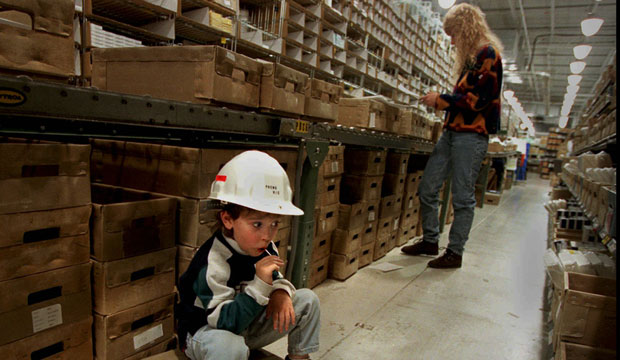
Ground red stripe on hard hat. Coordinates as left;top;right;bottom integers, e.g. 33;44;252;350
216;175;227;182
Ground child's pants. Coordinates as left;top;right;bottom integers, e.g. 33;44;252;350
185;288;320;360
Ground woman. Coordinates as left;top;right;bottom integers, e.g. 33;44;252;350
401;3;503;268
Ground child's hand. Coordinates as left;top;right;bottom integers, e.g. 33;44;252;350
256;255;284;285
266;289;295;333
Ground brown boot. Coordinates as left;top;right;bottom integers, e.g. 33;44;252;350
428;249;462;268
401;240;439;256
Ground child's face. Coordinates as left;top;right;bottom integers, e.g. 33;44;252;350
221;209;283;257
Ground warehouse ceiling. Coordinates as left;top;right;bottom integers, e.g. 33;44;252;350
432;0;616;131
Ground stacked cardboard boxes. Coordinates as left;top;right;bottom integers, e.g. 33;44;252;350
403;168;424;239
308;145;345;287
382;151;410;252
0;139;93;358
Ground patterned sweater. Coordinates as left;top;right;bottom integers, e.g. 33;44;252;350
435;45;503;135
176;230;295;348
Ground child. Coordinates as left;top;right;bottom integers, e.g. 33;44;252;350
176;150;320;360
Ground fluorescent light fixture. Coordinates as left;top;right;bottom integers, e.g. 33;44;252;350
438;0;456;9
581;17;604;37
570;61;587;74
561;107;571;116
567;85;580;94
573;45;592;59
503;90;514;100
519;123;527;130
568;75;583;85
559;116;569;129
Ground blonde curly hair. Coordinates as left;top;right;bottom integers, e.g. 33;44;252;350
443;3;503;79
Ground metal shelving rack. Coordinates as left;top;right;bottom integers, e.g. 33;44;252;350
0;74;435;287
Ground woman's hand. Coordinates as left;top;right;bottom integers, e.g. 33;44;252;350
255;255;284;285
420;92;440;108
266;289;295;333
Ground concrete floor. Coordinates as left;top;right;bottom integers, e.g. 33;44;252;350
265;176;551;360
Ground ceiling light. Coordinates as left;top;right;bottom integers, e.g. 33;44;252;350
570;61;587;74
561;107;571;116
559;116;569;129
503;90;514;100
568;75;583;85
567;85;580;94
519;123;527;130
438;0;456;9
581;17;604;37
573;45;592;59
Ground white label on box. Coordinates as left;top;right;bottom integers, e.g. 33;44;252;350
32;304;63;333
133;323;164;350
331;161;339;173
224;0;231;6
369;113;376;128
393;219;399;230
368;211;375;222
226;52;236;62
409;199;413;208
401;164;406;174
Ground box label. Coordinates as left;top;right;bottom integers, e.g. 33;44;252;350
393;219;399;230
133;323;164;350
369;113;376;128
409;199;413;208
32;304;63;333
331;161;339;173
226;52;236;62
368;211;375;222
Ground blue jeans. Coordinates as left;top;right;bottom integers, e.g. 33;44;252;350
418;130;488;256
185;288;320;360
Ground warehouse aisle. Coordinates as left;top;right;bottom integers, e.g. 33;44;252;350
265;177;551;360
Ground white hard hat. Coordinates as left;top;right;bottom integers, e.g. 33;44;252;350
208;150;304;216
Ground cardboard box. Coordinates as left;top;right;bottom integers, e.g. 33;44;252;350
125;336;178;360
398;109;413;135
308;255;329;288
91;184;176;261
329;250;359;280
331;227;363;255
92;248;176;315
358;242;374;268
341;175;383;202
316;175;341;207
556;272;616;349
91;140;297;200
337;97;387;130
311;231;332;262
404;171;422;194
555;342;616;360
379;195;398;218
304;78;343;121
176;244;199;283
386;152;409;175
484;192;501;206
382;173;406;196
0;317;92;360
365;199;380;224
315;203;339;236
0;205;91;282
361;220;378;245
0;0;75;78
402;191;419;211
337;201;367;230
386;232;397;252
94;294;175;360
373;236;388;260
344;149;387;176
401;207;419;228
377;216;393;243
177;197;220;247
0;141;90;214
259;61;308;116
318;145;345;178
396;225;411;246
92;45;261;108
0;263;91;345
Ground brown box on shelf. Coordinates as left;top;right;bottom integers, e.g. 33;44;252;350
0;263;91;346
337;201;367;231
402;191;420;211
315;203;339;236
94;294;175;360
91;140;297;200
361;220;378;245
92;45;261;108
329;250;359;280
379;195;398;218
91;184;176;262
376;216;393;243
555;272;616;350
484;192;500;206
92;247;176;315
124;336;177;360
318;145;345;178
311;231;332;263
340;175;383;203
398;109;413;135
365;199;381;224
386;232;397;252
344;149;387;176
401;207;418;228
404;171;423;194
386;152;410;175
316;175;341;207
176;244;199;283
0;140;90;215
337;97;387;131
358;242;374;268
331;227;363;255
0;0;75;78
382;173;406;196
259;60;309;116
555;342;616;360
373;236;388;260
0;205;91;282
304;78;343;122
308;255;329;289
396;225;411;247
